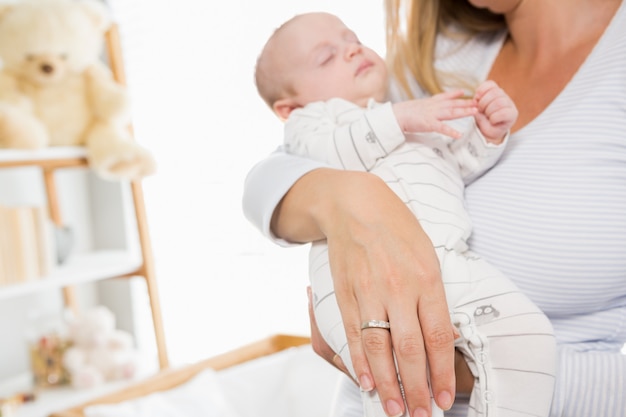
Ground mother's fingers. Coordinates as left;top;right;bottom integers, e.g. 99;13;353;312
388;309;432;416
332;253;407;416
360;325;406;416
343;312;376;390
418;290;456;411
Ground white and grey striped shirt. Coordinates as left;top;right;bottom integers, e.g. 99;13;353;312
391;2;626;415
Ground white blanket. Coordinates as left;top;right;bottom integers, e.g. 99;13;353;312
85;345;340;417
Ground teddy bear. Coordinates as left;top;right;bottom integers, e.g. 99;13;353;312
62;306;139;389
0;0;155;180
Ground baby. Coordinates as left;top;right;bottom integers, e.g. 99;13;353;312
255;12;555;417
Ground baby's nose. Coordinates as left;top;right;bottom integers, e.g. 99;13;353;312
345;42;362;59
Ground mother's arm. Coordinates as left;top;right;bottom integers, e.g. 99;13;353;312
243;151;457;416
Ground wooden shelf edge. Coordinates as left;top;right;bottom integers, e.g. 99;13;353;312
0;147;88;169
0;158;87;170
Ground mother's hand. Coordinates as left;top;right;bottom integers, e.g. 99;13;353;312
309;285;473;403
274;169;456;417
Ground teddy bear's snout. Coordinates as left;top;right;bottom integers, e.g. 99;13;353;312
26;55;67;85
40;63;55;74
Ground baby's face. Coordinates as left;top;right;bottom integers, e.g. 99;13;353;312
275;13;388;107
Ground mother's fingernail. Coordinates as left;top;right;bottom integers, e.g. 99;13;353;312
437;391;453;410
385;399;403;417
359;374;374;391
412;408;428;417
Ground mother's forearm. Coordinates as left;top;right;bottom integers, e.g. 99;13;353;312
271;169;381;243
271;168;332;243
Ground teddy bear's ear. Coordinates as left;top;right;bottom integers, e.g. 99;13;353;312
78;0;113;33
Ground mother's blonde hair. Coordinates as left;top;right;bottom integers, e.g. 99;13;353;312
385;0;505;97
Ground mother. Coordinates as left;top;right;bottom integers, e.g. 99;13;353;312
243;0;626;416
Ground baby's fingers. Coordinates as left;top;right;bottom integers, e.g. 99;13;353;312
473;80;499;101
487;106;518;126
433;89;467;101
434;122;464;139
440;100;478;120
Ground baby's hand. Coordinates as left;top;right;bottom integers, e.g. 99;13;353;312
473;80;518;144
393;90;477;139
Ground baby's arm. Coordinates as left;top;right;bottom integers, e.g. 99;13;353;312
284;99;406;171
285;94;478;172
473;80;518;144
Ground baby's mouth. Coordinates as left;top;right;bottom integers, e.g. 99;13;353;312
355;60;373;76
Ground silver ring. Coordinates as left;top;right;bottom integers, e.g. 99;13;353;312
361;320;391;330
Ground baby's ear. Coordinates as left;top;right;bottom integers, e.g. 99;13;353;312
273;98;300;121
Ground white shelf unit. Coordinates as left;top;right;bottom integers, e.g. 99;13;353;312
0;146;168;416
1;367;157;417
0;250;142;301
0;146;169;346
0;25;168;417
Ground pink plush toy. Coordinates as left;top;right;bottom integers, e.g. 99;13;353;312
62;306;138;389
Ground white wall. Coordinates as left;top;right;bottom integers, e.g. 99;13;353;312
107;0;386;366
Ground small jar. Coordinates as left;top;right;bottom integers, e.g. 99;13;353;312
25;310;71;388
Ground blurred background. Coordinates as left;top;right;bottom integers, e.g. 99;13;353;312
0;0;386;390
108;0;387;366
